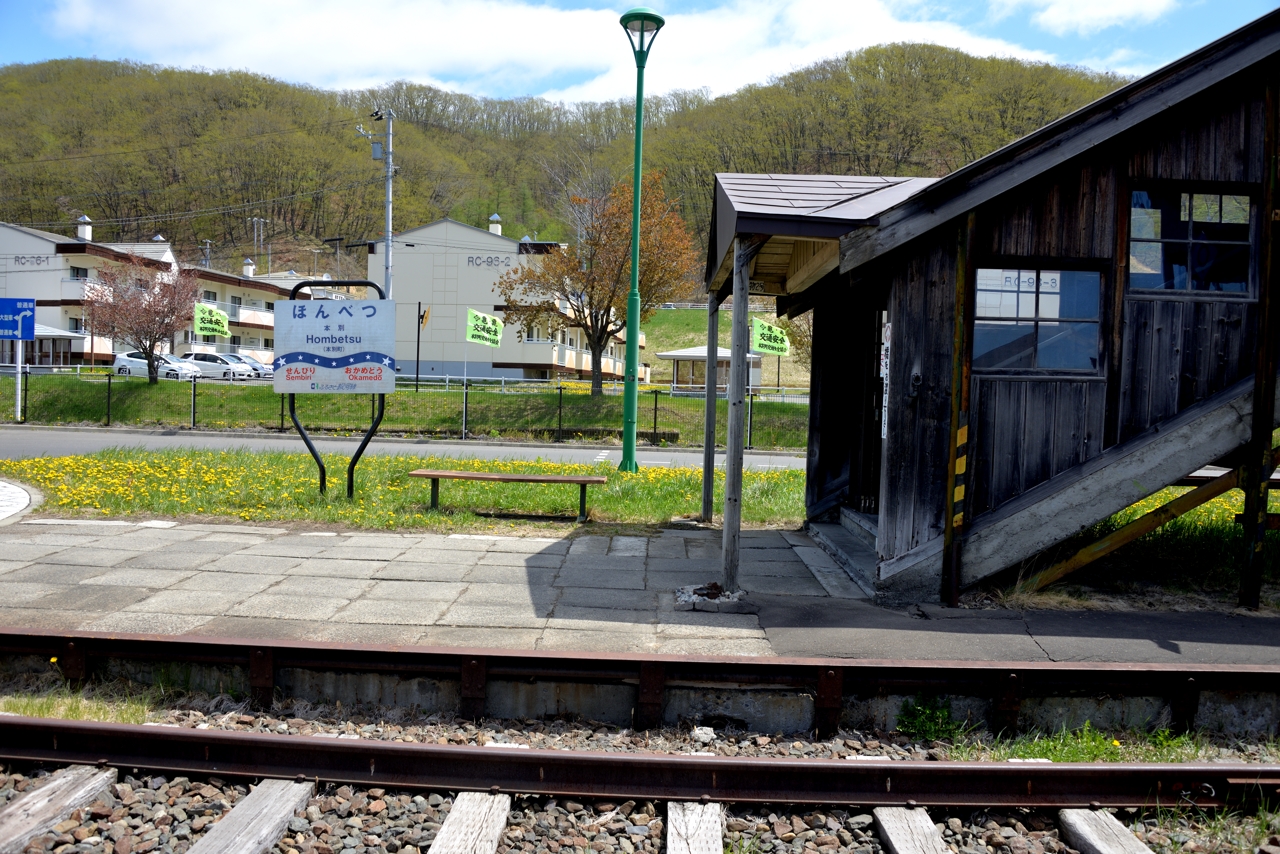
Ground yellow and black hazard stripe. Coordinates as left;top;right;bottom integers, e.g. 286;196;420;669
952;412;968;530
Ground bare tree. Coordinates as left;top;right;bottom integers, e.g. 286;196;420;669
498;172;699;395
777;310;813;371
83;255;201;384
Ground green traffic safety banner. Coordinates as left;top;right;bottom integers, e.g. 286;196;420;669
194;302;230;337
466;308;503;347
751;317;790;356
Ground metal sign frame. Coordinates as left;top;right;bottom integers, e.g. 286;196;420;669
286;280;389;498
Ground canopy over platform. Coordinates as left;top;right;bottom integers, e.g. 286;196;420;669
704;174;937;301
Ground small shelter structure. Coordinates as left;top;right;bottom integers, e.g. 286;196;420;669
656;345;760;392
703;9;1280;607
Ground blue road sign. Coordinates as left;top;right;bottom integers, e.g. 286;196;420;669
0;300;35;341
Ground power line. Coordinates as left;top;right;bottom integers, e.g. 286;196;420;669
12;177;384;229
1;118;357;167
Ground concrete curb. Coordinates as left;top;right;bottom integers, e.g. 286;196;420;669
0;479;39;527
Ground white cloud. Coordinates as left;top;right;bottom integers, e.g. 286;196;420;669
989;0;1178;37
47;0;1053;101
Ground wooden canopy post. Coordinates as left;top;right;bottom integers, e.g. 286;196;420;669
1240;83;1280;609
942;213;976;606
701;291;719;522
723;235;767;593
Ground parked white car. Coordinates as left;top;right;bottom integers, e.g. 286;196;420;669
113;352;200;380
221;353;273;379
180;352;254;379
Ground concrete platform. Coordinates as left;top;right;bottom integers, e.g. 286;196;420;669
0;519;1276;664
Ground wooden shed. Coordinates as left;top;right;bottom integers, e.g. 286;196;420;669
704;9;1280;606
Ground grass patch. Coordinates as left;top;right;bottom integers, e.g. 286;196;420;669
0;672;157;726
945;722;1210;763
1134;804;1280;853
3;374;809;450
0;448;805;531
896;695;969;742
1000;485;1280;610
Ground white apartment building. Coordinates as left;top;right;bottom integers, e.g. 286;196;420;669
368;217;647;381
0;219;289;366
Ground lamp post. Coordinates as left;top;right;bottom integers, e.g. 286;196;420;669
617;5;664;474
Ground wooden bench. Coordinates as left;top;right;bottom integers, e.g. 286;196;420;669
409;469;607;522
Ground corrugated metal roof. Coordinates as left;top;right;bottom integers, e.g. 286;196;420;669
656;345;760;362
706;174;937;287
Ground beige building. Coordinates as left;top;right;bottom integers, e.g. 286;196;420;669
368;217;646;381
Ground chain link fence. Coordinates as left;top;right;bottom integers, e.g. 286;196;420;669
0;370;809;450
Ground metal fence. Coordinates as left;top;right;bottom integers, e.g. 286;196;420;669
0;370;809;450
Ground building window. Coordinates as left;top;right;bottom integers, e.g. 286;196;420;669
203;290;218;302
202;335;215;344
1130;189;1252;293
265;301;274;311
69;317;82;333
70;266;89;280
973;268;1101;372
264;338;274;349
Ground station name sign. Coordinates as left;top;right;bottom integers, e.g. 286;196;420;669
273;299;397;393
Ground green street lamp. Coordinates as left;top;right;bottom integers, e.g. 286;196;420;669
618;5;665;474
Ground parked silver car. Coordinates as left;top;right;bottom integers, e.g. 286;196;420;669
221;353;273;379
113;352;200;380
180;352;254;379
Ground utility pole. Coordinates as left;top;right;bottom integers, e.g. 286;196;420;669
247;217;268;267
200;239;213;268
358;108;396;300
322;237;344;277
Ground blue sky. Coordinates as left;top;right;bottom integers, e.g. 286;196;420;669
0;0;1275;101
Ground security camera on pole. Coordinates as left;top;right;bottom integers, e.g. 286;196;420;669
358;108;396;300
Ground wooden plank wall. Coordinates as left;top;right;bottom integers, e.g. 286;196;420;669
968;378;1107;515
1117;82;1266;441
877;229;958;560
813;75;1269;535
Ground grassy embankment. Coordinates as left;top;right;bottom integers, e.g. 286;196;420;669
0;374;809;449
1004;484;1280;608
642;307;808;389
0;448;804;530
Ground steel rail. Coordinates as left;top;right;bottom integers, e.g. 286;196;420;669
0;716;1276;809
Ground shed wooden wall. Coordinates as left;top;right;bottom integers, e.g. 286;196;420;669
858;75;1269;556
877;230;958;560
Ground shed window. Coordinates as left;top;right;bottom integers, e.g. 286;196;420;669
1129;189;1251;293
973;268;1101;372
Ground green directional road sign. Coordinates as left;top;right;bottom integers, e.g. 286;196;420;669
194;302;230;337
466;308;504;347
751;317;790;356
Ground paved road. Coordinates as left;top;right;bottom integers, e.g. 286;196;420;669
0;425;805;470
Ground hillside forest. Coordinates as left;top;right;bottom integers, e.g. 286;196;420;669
0;44;1126;275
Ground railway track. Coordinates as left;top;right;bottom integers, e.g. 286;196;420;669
2;630;1279;851
0;715;1276;854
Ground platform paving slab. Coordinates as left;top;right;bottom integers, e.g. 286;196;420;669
0;515;1276;663
332;598;450;625
124;589;256;616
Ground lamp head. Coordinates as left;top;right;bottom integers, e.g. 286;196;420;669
620;7;664;66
